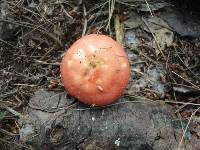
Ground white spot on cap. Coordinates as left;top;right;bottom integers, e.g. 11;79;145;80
67;60;72;67
73;75;81;83
82;60;88;67
101;64;109;69
73;48;85;59
96;79;102;84
88;45;97;53
121;63;127;68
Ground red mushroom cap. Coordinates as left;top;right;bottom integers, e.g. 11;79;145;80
60;34;130;106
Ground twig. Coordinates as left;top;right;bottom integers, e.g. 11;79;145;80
172;83;200;92
13;84;37;87
88;11;108;24
34;60;60;66
61;4;73;19
0;100;16;107
97;20;107;33
144;0;154;17
82;4;87;36
6;107;23;117
106;0;115;32
8;1;41;17
0;138;31;150
141;17;166;60
174;45;200;81
0;128;17;136
71;95;200;111
170;88;186;135
126;95;200;106
39;47;55;61
0;38;16;47
0;19;63;47
171;70;200;89
87;1;109;14
139;52;158;65
175;97;199;113
0;89;18;99
164;100;200;106
177;107;200;150
14;95;22;107
71;100;154;111
114;15;124;45
116;0;136;7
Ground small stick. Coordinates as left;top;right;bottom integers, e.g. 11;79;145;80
177;107;200;150
82;4;87;36
175;97;199;113
0;38;16;47
144;0;154;17
142;17;166;60
171;70;200;89
39;47;55;61
106;0;115;32
13;84;37;87
0;138;31;150
61;4;73;19
34;60;60;66
114;15;124;45
0;19;63;47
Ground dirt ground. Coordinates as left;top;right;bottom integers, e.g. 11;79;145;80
1;0;200;150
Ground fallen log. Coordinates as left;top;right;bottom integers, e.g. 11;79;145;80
19;89;200;150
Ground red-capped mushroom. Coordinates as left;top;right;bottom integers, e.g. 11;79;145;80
60;34;130;106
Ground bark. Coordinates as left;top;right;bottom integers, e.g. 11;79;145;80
19;90;200;150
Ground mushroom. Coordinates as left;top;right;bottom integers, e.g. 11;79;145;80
60;34;130;106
